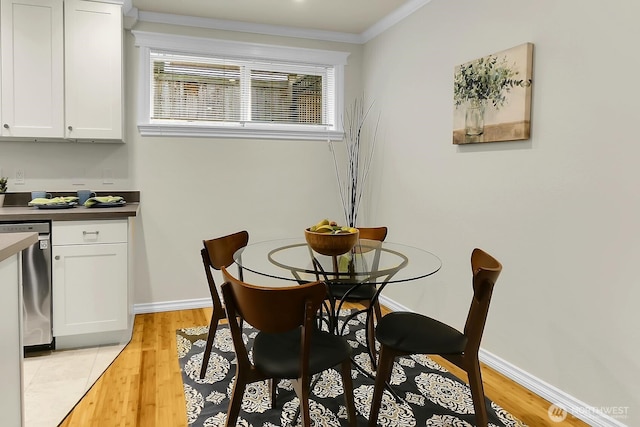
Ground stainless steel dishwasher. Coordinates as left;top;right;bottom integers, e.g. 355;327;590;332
0;222;54;351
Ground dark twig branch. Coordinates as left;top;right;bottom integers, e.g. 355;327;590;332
331;98;379;228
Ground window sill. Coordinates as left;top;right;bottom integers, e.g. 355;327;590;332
137;123;344;141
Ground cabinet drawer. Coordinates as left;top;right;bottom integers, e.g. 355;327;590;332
52;220;127;245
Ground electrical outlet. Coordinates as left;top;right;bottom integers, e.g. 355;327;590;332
15;168;25;184
72;168;86;186
102;168;114;184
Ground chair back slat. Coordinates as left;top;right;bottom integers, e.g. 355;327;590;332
463;248;503;353
221;266;326;333
357;226;388;242
201;230;249;310
201;249;225;310
203;230;249;271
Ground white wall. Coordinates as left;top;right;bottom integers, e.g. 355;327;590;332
362;0;639;424
124;23;366;304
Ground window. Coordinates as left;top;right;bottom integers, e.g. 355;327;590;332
133;31;350;140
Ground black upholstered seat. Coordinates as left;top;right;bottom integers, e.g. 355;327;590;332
375;311;468;355
254;327;351;379
327;281;378;300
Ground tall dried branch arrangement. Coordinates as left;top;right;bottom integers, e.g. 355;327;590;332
331;98;380;228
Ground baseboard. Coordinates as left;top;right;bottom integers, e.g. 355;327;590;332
55;328;131;350
378;294;408;313
133;298;211;314
377;295;628;427
479;350;628;427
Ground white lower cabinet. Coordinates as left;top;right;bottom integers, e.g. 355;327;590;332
52;220;128;337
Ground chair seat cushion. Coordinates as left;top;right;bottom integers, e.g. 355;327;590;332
253;327;351;378
327;282;377;300
375;312;468;355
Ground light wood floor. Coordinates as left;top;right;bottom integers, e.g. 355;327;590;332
60;305;589;426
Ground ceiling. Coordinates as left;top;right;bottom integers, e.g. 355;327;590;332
127;0;431;43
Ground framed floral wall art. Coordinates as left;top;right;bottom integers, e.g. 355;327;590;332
452;42;533;145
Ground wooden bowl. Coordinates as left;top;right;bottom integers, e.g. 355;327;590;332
305;228;359;256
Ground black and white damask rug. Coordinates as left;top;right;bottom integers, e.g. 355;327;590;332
177;310;527;427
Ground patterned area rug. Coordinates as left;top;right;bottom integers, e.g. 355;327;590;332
177;310;527;427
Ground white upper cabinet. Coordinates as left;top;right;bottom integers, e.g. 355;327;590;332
0;0;65;138
0;0;123;142
64;0;122;141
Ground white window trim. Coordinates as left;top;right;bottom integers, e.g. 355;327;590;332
132;31;350;141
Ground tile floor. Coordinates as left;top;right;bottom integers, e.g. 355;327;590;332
22;344;125;427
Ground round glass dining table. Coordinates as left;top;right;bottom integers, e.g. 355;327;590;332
233;238;442;286
233;237;442;373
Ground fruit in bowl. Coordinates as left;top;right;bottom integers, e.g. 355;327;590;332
305;219;359;256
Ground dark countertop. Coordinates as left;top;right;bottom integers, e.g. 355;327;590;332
0;191;140;222
0;203;139;221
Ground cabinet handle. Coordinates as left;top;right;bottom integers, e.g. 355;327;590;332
68;125;73;131
3;124;8;129
55;255;60;260
83;231;99;236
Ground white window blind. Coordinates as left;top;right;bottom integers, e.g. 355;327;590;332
134;31;349;140
151;53;332;126
151;53;242;122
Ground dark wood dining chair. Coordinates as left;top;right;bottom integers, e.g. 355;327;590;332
220;265;357;427
368;248;502;427
199;230;249;379
325;226;387;358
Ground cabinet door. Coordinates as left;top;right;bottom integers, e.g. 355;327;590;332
52;242;127;336
0;0;64;138
64;0;123;141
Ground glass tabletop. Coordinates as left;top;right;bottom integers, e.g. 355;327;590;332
234;238;442;285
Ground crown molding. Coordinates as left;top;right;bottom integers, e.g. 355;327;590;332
362;0;433;42
121;0;138;29
131;0;432;45
137;11;364;44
